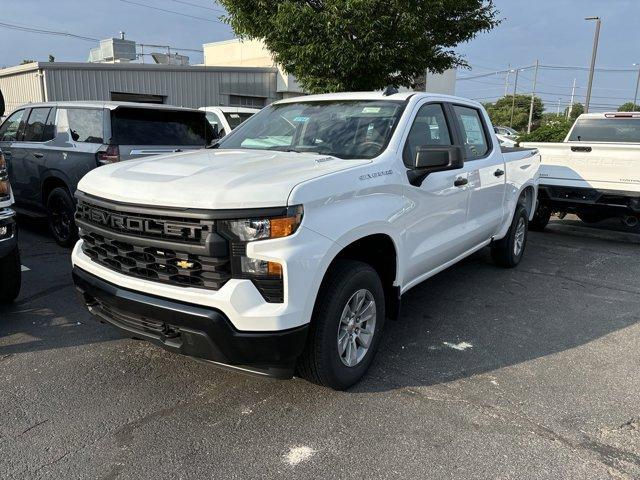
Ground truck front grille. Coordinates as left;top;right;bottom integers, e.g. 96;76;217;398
76;195;231;292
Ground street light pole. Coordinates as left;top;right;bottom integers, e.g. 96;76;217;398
509;68;519;128
633;63;640;110
584;16;601;114
527;60;539;133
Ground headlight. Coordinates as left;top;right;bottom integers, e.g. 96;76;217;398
0;179;9;199
219;205;303;303
221;205;303;242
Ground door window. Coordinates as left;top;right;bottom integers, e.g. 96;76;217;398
452;105;490;159
403;103;452;167
0;109;26;142
57;108;104;143
23;107;53;142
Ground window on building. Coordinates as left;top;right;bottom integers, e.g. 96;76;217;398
229;95;265;108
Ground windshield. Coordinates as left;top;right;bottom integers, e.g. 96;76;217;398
568;118;640;143
111;108;215;146
218;100;406;159
223;112;255;130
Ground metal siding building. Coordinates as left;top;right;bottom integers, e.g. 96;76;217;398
0;62;280;115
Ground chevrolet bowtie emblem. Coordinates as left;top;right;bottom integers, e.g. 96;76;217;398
176;260;194;269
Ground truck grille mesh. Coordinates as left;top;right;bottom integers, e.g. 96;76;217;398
81;232;231;290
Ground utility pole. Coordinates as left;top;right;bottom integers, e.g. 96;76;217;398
567;78;577;119
584;17;601;113
504;65;512;97
509;68;520;128
557;98;562;116
527;60;539;133
633;63;640;109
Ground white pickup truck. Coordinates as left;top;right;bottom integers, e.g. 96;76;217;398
522;112;640;229
71;92;540;389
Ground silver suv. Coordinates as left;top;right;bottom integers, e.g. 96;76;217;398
0;102;214;246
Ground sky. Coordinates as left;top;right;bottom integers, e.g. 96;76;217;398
1;0;639;112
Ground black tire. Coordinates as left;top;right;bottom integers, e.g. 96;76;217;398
529;204;551;231
297;260;386;390
491;205;529;268
0;245;21;304
46;187;78;247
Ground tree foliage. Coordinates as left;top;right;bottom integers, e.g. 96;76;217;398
483;94;544;132
564;103;584;120
618;102;640;112
517;117;573;143
219;0;500;93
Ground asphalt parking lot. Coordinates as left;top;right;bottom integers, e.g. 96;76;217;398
1;217;639;480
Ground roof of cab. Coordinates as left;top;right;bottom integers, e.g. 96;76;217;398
14;101;201;112
273;91;482;108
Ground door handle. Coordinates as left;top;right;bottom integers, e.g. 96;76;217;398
454;177;468;187
494;169;505;177
33;152;44;159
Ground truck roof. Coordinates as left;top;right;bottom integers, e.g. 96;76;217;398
576;112;640;119
274;91;482;108
13;101;201;112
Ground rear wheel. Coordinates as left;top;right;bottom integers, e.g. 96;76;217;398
46;187;78;248
0;246;21;304
297;260;385;390
491;205;529;268
529;204;551;231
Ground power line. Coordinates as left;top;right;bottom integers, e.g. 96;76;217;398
118;0;222;23
170;0;226;13
0;21;99;42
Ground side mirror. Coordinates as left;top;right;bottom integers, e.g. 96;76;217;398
211;123;220;139
408;145;464;187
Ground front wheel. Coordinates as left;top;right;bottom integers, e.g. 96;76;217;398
296;260;385;390
491;205;529;268
46;187;78;248
0;245;21;304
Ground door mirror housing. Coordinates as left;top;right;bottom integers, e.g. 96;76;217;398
408;145;464;187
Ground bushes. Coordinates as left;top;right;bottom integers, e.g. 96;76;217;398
517;117;573;143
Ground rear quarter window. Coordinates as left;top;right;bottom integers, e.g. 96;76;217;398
57;108;105;143
111;108;214;146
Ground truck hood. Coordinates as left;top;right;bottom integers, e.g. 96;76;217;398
77;148;370;209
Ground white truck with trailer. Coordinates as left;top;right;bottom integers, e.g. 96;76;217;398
72;91;540;389
522;112;640;229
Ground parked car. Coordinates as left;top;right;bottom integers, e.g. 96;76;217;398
72;91;540;389
0;150;21;304
522;112;640;230
494;126;520;138
0;102;215;247
199;106;259;138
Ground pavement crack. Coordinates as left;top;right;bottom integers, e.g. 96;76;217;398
517;269;640;296
20;418;49;435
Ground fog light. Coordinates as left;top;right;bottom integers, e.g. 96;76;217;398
240;257;282;277
0;225;9;239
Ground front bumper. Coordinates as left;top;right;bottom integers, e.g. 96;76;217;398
0;208;17;257
73;266;309;378
538;185;640;215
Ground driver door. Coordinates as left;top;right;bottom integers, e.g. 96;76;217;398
402;102;475;286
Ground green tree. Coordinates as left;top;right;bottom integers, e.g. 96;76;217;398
517;117;573;143
618;102;640;112
484;94;544;132
219;0;500;93
564;103;584;120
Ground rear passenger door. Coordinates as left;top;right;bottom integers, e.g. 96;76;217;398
450;104;506;244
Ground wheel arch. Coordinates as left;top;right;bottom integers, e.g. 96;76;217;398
41;174;72;206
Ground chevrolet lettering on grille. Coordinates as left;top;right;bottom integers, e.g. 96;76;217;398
82;206;203;240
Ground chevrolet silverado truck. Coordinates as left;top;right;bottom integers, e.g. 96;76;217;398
522;112;640;229
72;92;540;389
